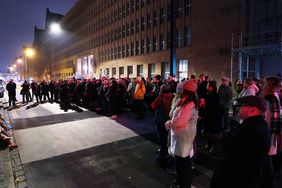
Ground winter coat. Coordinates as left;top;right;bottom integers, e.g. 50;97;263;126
21;83;30;94
106;82;118;114
134;83;146;100
151;93;174;124
6;82;16;96
218;85;233;109
205;91;221;134
211;116;271;188
197;80;208;99
167;101;198;157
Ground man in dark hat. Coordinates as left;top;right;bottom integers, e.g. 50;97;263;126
211;96;271;188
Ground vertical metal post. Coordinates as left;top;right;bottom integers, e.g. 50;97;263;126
50;43;53;80
230;33;234;83
170;0;177;78
238;32;243;80
24;55;27;80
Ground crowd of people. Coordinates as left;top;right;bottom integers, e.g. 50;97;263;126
3;73;282;188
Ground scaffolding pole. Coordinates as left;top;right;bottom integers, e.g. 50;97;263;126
230;33;234;83
238;32;243;80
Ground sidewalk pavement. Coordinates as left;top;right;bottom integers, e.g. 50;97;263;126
4;94;212;188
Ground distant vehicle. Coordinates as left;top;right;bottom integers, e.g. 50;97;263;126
0;83;4;98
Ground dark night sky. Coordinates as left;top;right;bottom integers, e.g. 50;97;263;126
0;0;77;73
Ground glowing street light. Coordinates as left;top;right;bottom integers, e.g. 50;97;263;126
50;23;62;35
25;48;35;57
17;58;23;64
22;46;35;79
8;66;14;72
49;22;63;79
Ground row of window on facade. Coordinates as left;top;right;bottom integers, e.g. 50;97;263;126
98;60;188;80
98;30;191;62
67;0;192;39
76;0;192;28
57;27;191;61
95;21;192;47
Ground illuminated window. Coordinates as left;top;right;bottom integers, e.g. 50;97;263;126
137;65;144;76
148;63;156;78
127;66;133;76
179;60;188;80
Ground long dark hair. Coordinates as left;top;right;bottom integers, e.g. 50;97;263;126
178;89;199;109
263;76;281;96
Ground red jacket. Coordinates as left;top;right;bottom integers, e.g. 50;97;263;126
151;93;174;119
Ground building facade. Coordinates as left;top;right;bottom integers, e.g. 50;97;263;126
51;0;242;82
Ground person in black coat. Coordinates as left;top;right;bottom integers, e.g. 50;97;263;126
48;79;56;102
21;80;30;103
39;80;50;102
6;79;16;107
106;79;118;119
203;81;221;154
211;96;271;188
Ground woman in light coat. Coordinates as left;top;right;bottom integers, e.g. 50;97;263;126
165;80;198;188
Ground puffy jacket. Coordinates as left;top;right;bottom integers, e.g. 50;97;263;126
134;83;146;100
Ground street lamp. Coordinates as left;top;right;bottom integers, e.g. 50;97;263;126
48;22;62;79
50;23;62;35
23;47;35;79
17;58;23;64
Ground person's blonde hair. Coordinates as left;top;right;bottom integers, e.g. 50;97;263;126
262;76;281;96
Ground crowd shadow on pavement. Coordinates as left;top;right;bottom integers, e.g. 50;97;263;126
26;102;40;110
5;102;28;111
23;132;174;188
59;104;84;113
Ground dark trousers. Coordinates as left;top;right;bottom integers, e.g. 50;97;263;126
157;123;169;157
8;95;16;106
262;156;274;188
272;152;281;178
175;155;193;188
22;93;30;103
54;91;59;102
220;109;229;131
40;93;50;102
134;99;145;118
34;94;39;103
50;91;54;101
